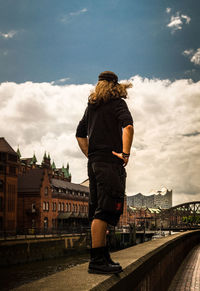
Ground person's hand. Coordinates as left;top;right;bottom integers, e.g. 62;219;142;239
112;151;129;166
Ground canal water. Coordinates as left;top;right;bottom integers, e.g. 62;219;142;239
0;252;89;291
0;231;174;290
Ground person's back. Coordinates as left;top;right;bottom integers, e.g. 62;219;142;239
86;98;132;163
76;71;134;274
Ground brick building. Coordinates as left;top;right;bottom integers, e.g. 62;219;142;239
17;150;89;233
1;137;162;234
0;138;18;233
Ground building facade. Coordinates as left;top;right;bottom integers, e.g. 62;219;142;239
0;138;19;233
17;149;89;232
1;137;168;235
127;189;172;209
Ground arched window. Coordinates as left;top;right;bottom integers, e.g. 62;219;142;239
43;202;46;211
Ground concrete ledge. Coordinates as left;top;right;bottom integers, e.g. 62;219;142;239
12;230;200;291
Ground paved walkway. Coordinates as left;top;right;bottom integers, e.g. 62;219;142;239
168;244;200;291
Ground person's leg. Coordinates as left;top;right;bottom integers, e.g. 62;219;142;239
89;218;121;274
91;218;107;248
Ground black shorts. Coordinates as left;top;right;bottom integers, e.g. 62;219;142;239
88;161;126;226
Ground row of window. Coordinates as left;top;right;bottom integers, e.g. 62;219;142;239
42;201;88;213
53;187;87;197
0;165;16;175
31;218;56;229
0;153;17;162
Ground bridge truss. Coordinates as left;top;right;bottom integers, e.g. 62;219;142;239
160;201;200;229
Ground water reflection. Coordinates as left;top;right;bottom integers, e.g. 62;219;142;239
0;252;89;291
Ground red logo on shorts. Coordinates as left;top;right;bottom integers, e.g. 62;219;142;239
116;202;122;211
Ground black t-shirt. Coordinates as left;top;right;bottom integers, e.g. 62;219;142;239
76;98;133;164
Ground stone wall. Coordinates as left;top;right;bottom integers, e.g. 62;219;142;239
91;230;200;291
0;233;88;267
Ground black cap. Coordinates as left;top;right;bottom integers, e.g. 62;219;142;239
98;71;118;83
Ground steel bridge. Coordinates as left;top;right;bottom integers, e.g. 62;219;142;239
160;201;200;230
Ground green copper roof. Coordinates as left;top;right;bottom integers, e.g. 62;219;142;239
60;163;71;179
30;153;37;165
51;160;56;170
17;146;21;158
43;151;47;159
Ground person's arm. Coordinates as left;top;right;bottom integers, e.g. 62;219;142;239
112;124;134;166
76;137;88;158
75;107;88;158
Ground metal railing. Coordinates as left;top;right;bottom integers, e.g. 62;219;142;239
0;226;91;241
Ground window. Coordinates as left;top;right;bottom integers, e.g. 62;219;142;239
52;219;56;229
69;203;71;212
7;184;15;212
0;152;6;162
52;202;56;212
43;202;46;211
61;203;64;212
32;203;36;213
66;203;68;212
0;165;6;174
44;217;48;230
43;202;49;212
44;187;48;196
58;202;61;211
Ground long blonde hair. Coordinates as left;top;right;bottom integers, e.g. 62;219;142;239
88;80;132;104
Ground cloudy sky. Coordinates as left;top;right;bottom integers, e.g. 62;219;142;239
0;0;200;206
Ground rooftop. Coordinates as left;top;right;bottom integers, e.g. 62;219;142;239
0;137;17;155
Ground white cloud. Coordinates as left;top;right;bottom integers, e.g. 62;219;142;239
191;48;200;65
183;48;200;65
181;14;191;24
0;77;200;206
167;12;191;33
60;8;88;23
183;49;194;56
166;8;171;14
69;8;87;17
0;30;17;39
51;77;70;85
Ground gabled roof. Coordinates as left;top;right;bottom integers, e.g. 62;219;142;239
51;178;89;193
0;137;17;155
18;168;44;192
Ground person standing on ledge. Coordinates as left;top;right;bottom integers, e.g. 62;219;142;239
76;71;134;274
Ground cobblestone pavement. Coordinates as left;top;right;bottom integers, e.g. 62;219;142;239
168;244;200;291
